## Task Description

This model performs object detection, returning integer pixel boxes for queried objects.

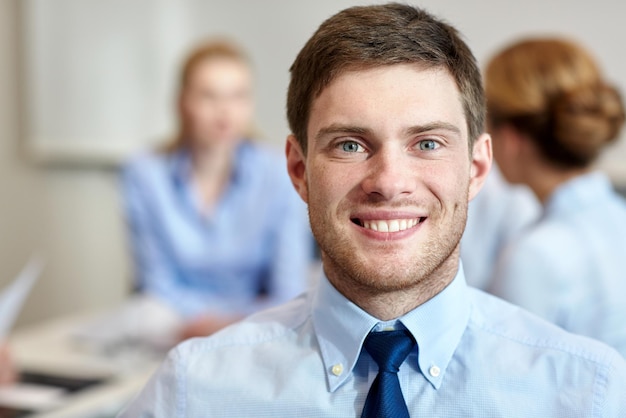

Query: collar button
[331,363,344,376]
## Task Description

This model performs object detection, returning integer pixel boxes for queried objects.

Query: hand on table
[0,343,17,385]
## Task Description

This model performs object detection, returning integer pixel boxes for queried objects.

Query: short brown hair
[486,38,625,168]
[287,3,485,153]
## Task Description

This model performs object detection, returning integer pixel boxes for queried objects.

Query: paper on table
[0,383,65,411]
[0,256,44,338]
[71,294,183,362]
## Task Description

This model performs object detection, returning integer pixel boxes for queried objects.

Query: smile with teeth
[354,217,425,232]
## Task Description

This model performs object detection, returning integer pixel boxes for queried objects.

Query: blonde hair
[164,39,251,153]
[486,38,625,168]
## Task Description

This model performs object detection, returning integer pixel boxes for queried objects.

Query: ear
[285,134,309,203]
[468,133,493,201]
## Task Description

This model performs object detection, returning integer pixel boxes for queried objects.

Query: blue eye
[341,141,364,153]
[419,140,438,151]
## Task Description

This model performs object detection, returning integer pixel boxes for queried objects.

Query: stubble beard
[309,197,468,301]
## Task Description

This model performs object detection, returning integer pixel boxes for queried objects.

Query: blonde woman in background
[486,38,626,356]
[122,40,313,340]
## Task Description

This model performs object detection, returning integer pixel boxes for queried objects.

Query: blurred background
[2,0,626,330]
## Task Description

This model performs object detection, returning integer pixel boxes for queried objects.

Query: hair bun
[552,83,625,160]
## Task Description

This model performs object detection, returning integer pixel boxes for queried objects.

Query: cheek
[307,174,338,208]
[307,164,355,207]
[186,101,217,124]
[228,98,252,118]
[236,105,254,127]
[425,162,470,205]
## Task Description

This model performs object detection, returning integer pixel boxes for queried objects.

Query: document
[0,256,44,338]
[71,294,183,365]
[0,382,65,412]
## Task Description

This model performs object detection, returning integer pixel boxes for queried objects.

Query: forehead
[308,64,466,139]
[186,57,251,86]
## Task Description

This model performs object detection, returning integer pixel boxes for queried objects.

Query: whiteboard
[20,0,626,182]
[21,0,192,164]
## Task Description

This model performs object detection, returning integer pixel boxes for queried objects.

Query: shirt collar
[311,264,470,392]
[168,142,251,187]
[169,148,193,187]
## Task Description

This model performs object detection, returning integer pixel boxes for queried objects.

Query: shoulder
[517,218,579,252]
[600,190,626,219]
[468,289,624,366]
[238,143,303,211]
[239,141,284,167]
[461,290,626,414]
[122,149,171,183]
[238,142,290,182]
[499,218,586,279]
[167,294,321,395]
[174,293,312,363]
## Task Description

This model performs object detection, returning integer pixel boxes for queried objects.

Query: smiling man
[292,64,481,320]
[120,4,626,417]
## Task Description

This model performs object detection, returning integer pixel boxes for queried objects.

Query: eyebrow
[314,121,462,140]
[315,124,370,140]
[405,122,462,137]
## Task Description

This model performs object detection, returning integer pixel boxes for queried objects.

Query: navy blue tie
[361,329,416,418]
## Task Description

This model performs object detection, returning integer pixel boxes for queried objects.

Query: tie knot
[364,329,416,373]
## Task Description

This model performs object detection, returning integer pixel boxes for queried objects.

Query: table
[7,306,171,418]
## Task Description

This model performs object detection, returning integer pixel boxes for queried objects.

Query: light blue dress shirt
[462,164,540,290]
[121,142,314,317]
[119,264,626,417]
[489,172,626,357]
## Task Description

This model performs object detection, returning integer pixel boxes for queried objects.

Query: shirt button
[331,363,343,376]
[429,365,440,377]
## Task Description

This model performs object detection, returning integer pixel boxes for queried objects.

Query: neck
[525,161,589,204]
[191,143,237,179]
[324,249,460,321]
[189,143,238,210]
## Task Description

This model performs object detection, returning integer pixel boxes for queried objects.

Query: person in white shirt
[118,5,626,417]
[486,37,626,356]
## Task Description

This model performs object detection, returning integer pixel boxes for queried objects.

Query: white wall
[0,0,45,315]
[3,0,626,328]
[20,0,626,178]
[1,0,130,328]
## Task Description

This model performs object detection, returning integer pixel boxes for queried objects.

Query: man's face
[287,64,490,294]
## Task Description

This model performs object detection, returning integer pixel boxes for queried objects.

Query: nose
[360,147,416,200]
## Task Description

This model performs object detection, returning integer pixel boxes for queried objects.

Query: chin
[367,261,430,287]
[324,249,426,291]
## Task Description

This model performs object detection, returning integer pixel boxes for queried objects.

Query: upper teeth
[362,218,420,232]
